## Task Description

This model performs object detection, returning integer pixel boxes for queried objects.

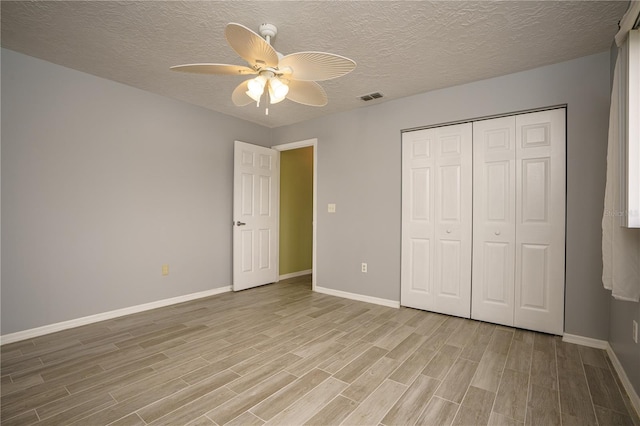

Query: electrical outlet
[361,263,367,273]
[328,203,336,213]
[162,264,169,276]
[633,320,638,344]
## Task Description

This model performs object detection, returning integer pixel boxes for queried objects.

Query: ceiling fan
[170,23,356,114]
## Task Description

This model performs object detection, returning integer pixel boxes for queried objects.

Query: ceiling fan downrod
[252,23,281,115]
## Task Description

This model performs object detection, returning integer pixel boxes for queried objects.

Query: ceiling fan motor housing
[259,23,277,41]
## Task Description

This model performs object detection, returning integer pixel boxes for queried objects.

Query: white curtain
[602,56,640,302]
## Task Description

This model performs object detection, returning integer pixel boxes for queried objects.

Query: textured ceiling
[1,1,629,128]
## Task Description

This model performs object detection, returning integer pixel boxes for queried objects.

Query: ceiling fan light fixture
[268,77,289,104]
[246,75,267,102]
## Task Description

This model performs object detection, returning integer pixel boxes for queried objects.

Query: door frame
[272,138,318,291]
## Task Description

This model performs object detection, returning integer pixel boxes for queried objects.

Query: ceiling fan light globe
[268,91,286,104]
[268,78,289,104]
[245,89,262,103]
[247,75,267,99]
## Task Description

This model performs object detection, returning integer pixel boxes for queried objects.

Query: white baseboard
[562,333,609,349]
[315,286,400,309]
[563,334,640,417]
[0,286,232,345]
[279,269,312,280]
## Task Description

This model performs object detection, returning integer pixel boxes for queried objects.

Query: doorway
[273,139,318,290]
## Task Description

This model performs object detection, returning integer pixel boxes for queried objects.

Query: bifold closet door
[401,123,472,318]
[471,117,517,327]
[472,109,566,335]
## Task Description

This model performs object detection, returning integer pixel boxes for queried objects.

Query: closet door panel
[438,240,461,294]
[515,109,565,335]
[482,242,510,300]
[472,117,516,326]
[402,123,472,318]
[439,165,462,220]
[409,238,431,293]
[522,158,551,224]
[520,243,550,309]
[433,124,473,318]
[402,129,437,309]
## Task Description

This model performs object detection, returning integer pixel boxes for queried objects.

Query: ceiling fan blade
[278,52,356,81]
[285,80,328,107]
[170,63,257,76]
[225,23,279,69]
[232,80,254,106]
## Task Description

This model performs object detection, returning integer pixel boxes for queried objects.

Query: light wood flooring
[2,275,639,426]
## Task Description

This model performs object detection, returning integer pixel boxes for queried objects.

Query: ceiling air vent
[359,92,383,101]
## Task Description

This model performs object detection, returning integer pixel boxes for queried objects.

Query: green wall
[279,147,313,275]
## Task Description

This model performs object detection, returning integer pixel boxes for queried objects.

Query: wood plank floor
[2,275,639,426]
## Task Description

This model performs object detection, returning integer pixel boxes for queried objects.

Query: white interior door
[472,117,517,327]
[233,141,279,291]
[514,109,566,335]
[401,123,472,318]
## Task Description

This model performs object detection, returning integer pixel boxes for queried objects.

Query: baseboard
[279,269,312,280]
[563,334,640,417]
[315,286,400,309]
[562,333,609,349]
[0,286,232,345]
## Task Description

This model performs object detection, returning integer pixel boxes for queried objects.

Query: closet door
[514,109,566,335]
[401,123,472,318]
[472,117,517,327]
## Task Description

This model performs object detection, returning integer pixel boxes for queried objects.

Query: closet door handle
[236,221,246,226]
[495,230,501,235]
[446,229,452,234]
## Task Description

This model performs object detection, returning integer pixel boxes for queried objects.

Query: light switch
[162,264,169,276]
[328,203,336,213]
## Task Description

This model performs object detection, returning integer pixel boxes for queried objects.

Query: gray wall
[1,49,271,334]
[273,51,613,341]
[609,300,640,395]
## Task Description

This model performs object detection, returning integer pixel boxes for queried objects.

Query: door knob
[236,221,246,226]
[495,230,501,235]
[446,229,452,234]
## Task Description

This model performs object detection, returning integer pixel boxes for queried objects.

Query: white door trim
[272,139,318,291]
